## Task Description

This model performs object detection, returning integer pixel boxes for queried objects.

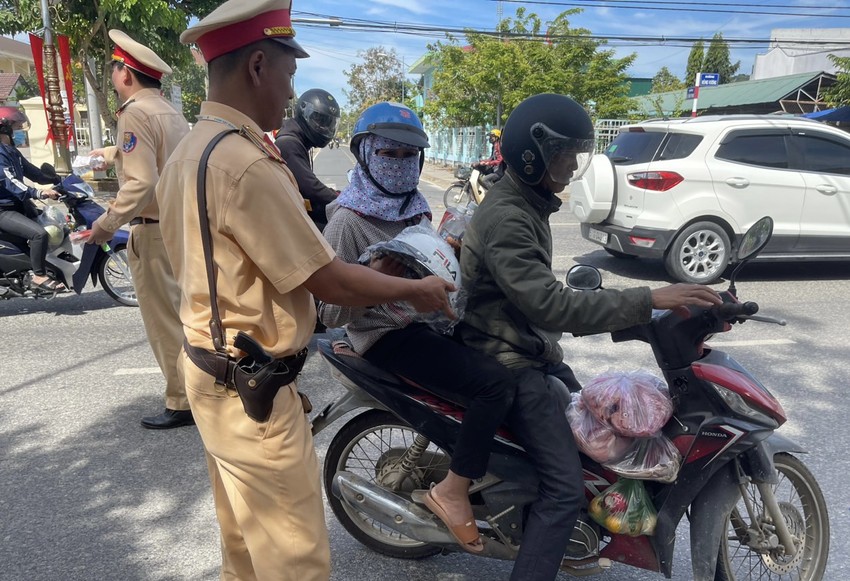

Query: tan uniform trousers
[179,350,331,581]
[127,223,188,410]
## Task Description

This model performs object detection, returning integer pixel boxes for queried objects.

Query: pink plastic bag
[582,370,673,437]
[566,393,633,464]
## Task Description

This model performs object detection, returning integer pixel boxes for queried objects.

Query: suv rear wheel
[664,221,730,284]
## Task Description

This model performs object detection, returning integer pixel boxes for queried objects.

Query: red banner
[28,33,51,142]
[57,34,76,148]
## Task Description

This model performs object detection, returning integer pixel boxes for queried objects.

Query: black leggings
[365,324,517,480]
[0,209,48,275]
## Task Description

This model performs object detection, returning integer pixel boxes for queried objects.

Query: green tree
[703,33,740,84]
[823,55,850,106]
[162,60,207,123]
[645,66,686,118]
[0,0,220,132]
[684,40,705,86]
[422,7,635,127]
[343,47,416,117]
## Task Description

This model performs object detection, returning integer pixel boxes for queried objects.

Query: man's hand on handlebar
[39,189,60,200]
[650,284,723,310]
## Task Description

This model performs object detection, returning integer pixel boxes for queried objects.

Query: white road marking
[114,367,162,376]
[706,339,796,347]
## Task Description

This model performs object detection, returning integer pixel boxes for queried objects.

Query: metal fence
[425,125,492,167]
[594,118,630,153]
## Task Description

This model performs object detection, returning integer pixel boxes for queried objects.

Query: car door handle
[815,184,838,195]
[725,177,750,188]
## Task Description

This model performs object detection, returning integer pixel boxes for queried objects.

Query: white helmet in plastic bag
[37,206,68,250]
[362,221,464,331]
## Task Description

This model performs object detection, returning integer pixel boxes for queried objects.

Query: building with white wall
[753,29,850,80]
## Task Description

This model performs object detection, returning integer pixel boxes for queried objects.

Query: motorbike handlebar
[714,301,759,320]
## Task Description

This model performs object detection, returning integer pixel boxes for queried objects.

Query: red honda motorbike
[312,216,829,580]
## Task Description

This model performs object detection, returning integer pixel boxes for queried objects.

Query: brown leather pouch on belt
[232,349,308,422]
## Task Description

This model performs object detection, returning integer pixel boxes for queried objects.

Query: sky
[288,0,850,108]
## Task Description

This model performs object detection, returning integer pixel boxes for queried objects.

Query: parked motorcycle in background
[312,216,829,580]
[0,163,136,306]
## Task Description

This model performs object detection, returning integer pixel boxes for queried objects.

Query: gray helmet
[501,93,595,188]
[295,88,341,148]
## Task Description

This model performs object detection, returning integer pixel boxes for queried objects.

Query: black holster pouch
[184,332,309,422]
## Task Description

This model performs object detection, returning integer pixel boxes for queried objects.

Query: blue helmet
[350,102,429,156]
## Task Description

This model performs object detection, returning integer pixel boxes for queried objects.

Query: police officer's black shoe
[141,409,195,430]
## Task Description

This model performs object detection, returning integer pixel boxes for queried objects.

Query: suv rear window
[657,133,703,161]
[715,134,789,168]
[605,131,664,164]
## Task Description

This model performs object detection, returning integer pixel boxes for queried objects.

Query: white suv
[570,115,850,283]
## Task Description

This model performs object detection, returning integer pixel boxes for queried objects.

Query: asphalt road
[1,146,848,580]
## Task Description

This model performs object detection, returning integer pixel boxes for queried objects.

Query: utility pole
[39,0,72,174]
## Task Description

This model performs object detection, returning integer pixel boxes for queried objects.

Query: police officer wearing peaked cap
[158,1,454,579]
[87,29,193,430]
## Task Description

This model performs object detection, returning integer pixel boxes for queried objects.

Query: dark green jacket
[459,171,653,369]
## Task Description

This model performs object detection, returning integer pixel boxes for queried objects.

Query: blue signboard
[687,87,695,99]
[700,73,720,86]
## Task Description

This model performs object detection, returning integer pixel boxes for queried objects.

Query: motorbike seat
[318,338,473,411]
[0,230,28,254]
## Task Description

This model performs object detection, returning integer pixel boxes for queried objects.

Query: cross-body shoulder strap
[196,129,238,354]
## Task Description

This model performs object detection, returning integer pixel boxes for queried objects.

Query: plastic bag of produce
[582,370,673,437]
[604,434,682,483]
[588,478,658,536]
[566,393,633,464]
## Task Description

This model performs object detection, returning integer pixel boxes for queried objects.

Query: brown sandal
[415,486,484,554]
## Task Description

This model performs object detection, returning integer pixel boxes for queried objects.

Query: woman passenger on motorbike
[0,108,63,292]
[318,102,517,554]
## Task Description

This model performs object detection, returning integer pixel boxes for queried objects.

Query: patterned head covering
[336,135,431,222]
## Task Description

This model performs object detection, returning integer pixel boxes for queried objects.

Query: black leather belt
[183,341,308,389]
[130,217,159,225]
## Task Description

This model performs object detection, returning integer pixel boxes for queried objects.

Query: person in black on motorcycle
[275,88,341,231]
[0,107,64,292]
[474,128,504,190]
[318,102,517,554]
[458,93,723,581]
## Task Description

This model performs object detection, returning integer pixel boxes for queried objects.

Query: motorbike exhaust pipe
[332,471,516,559]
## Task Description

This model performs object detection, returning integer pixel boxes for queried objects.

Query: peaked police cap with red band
[179,0,309,62]
[109,30,172,80]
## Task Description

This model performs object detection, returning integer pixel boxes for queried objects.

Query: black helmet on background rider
[0,106,29,139]
[294,88,341,148]
[501,93,595,192]
[349,102,430,201]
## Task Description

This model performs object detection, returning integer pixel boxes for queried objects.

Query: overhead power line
[492,0,850,19]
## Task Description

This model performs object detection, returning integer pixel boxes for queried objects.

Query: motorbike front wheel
[715,452,830,581]
[98,245,138,307]
[324,410,450,559]
[443,182,471,210]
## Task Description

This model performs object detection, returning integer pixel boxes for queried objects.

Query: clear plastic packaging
[589,478,658,536]
[71,155,105,176]
[581,370,674,437]
[604,435,682,483]
[437,201,477,249]
[566,393,633,464]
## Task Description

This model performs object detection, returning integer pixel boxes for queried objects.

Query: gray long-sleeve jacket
[459,170,653,369]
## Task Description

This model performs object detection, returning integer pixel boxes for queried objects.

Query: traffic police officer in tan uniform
[157,0,455,578]
[88,30,193,430]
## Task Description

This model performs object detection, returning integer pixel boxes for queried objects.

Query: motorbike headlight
[709,382,778,427]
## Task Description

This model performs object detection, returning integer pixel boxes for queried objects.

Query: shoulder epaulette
[239,125,284,163]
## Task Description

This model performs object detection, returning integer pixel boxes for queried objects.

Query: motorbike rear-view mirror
[737,216,773,261]
[566,264,603,291]
[40,162,58,180]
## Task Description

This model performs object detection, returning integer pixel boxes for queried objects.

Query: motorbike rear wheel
[715,452,830,581]
[324,410,448,559]
[98,244,138,307]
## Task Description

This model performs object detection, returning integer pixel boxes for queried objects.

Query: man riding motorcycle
[0,107,63,292]
[474,128,504,190]
[458,93,722,581]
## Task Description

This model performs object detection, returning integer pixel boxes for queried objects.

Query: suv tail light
[628,171,684,191]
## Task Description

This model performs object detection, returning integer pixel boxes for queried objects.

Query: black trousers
[0,209,49,275]
[508,363,584,581]
[364,323,517,479]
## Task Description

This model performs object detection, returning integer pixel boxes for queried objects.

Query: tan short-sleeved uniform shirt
[156,101,335,358]
[99,88,190,232]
